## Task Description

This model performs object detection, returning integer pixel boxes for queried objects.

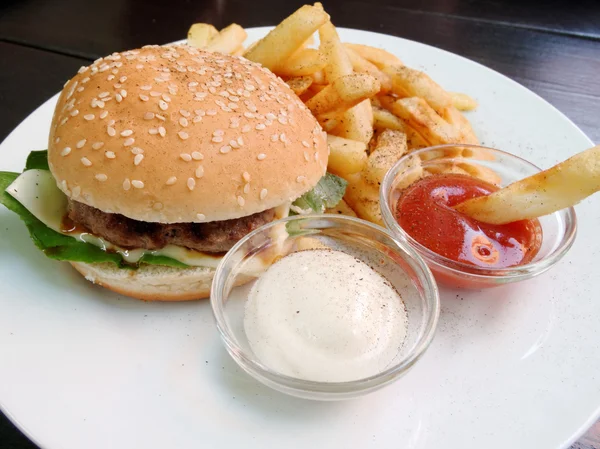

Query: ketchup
[395,174,542,269]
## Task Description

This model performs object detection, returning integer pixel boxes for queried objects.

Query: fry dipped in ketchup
[395,174,542,268]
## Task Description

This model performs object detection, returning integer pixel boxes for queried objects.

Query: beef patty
[67,200,276,253]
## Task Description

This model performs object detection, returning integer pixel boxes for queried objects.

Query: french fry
[325,199,357,217]
[378,95,431,149]
[441,106,479,144]
[455,145,600,224]
[373,106,405,132]
[244,5,329,70]
[388,97,463,145]
[450,92,478,111]
[344,43,403,69]
[345,46,392,93]
[187,23,219,48]
[286,76,314,96]
[363,129,409,186]
[333,100,374,144]
[395,154,424,190]
[423,163,471,177]
[455,161,502,186]
[343,174,383,225]
[319,21,354,83]
[305,73,380,116]
[311,70,327,85]
[319,116,341,133]
[383,65,452,114]
[327,134,368,176]
[277,48,327,77]
[205,24,247,54]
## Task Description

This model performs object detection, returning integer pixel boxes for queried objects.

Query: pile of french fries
[187,4,480,225]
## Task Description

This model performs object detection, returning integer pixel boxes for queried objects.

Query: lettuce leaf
[291,172,347,213]
[0,152,188,269]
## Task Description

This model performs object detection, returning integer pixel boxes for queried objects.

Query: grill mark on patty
[67,200,276,253]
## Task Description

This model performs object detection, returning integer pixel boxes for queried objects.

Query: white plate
[1,27,598,449]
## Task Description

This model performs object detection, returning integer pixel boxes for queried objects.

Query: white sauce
[244,249,408,382]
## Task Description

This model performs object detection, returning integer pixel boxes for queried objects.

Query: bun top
[48,45,328,223]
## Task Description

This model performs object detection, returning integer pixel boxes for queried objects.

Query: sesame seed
[237,137,244,146]
[260,188,268,200]
[123,137,135,147]
[84,114,95,121]
[134,154,144,166]
[242,171,251,182]
[270,134,278,142]
[122,179,131,190]
[120,76,127,83]
[61,147,72,156]
[257,153,266,160]
[107,127,116,137]
[107,74,115,80]
[296,176,306,183]
[206,109,217,116]
[179,117,189,127]
[120,89,128,98]
[242,125,251,133]
[213,129,224,136]
[180,153,192,162]
[144,112,155,120]
[314,152,319,161]
[158,126,166,137]
[70,109,79,117]
[280,133,287,142]
[149,128,158,135]
[156,114,166,121]
[244,112,254,119]
[159,100,168,111]
[220,145,232,154]
[255,123,266,130]
[105,151,116,159]
[302,141,310,148]
[99,92,110,98]
[195,166,204,178]
[108,119,116,126]
[150,91,161,97]
[120,129,133,136]
[196,213,206,220]
[139,94,149,101]
[211,136,223,143]
[162,93,171,102]
[92,142,105,150]
[95,174,108,182]
[178,131,189,140]
[81,157,92,167]
[59,117,68,126]
[192,151,203,160]
[76,139,87,149]
[243,183,250,194]
[132,180,144,189]
[99,110,109,119]
[141,85,152,91]
[116,94,123,103]
[237,196,245,207]
[187,178,196,191]
[131,147,144,155]
[166,176,177,185]
[72,186,81,198]
[180,109,190,118]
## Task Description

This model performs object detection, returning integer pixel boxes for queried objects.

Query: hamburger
[0,44,347,301]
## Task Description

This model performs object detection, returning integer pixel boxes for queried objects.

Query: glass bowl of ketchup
[380,144,577,289]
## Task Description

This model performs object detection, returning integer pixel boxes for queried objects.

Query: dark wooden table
[0,0,599,447]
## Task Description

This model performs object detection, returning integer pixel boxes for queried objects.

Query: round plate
[0,27,598,449]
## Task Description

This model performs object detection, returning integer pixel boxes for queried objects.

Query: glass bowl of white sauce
[210,214,439,400]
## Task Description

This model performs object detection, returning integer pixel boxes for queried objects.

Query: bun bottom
[70,262,216,301]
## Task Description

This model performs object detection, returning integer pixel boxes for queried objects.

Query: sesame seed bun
[48,45,328,223]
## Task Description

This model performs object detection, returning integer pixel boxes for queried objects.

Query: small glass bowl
[380,144,577,289]
[210,214,439,400]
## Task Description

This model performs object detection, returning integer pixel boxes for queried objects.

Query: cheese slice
[6,170,289,268]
